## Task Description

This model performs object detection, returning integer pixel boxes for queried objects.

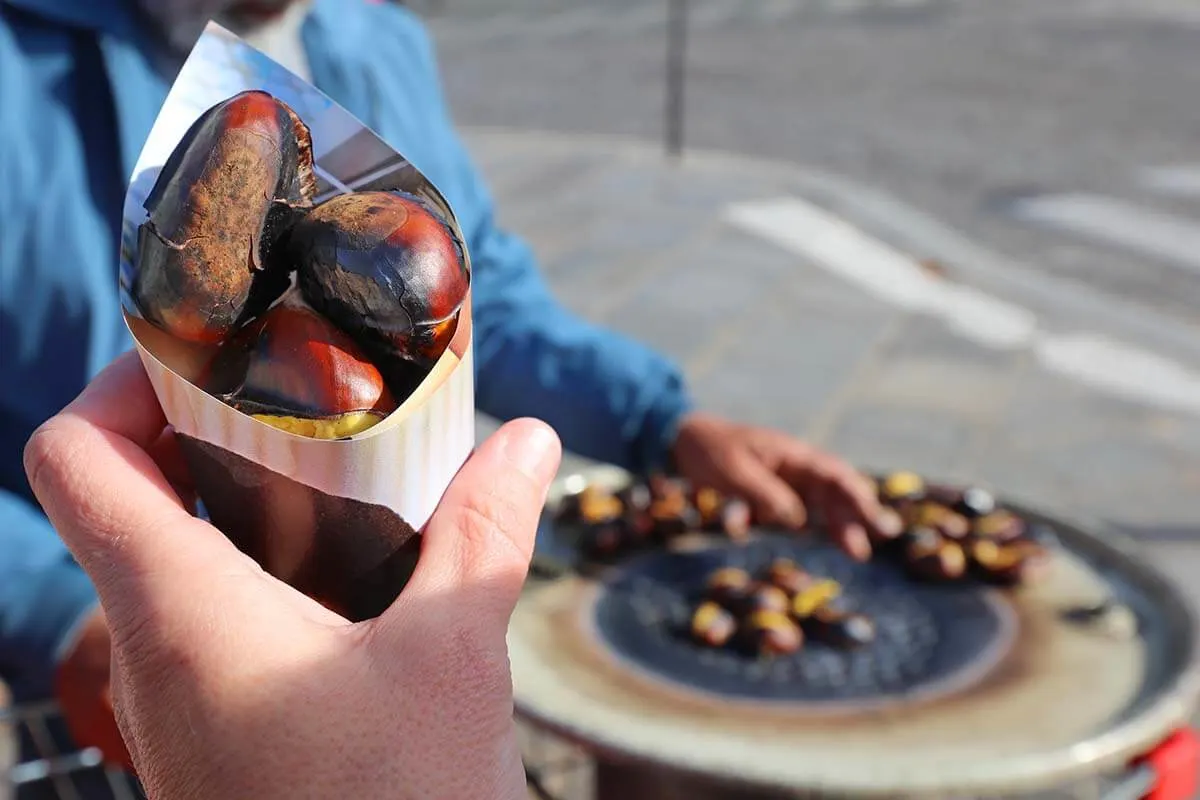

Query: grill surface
[593,535,1017,706]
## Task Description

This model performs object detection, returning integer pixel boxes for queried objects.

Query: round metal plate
[512,465,1200,797]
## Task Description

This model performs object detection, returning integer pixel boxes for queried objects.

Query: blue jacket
[0,0,693,703]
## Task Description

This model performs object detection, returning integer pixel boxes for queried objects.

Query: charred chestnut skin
[291,191,469,369]
[203,300,396,439]
[134,91,317,344]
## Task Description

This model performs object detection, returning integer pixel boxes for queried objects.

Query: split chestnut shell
[202,299,397,439]
[290,191,470,368]
[132,90,317,344]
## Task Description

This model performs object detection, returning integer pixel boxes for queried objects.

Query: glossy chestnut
[741,610,804,657]
[880,470,925,504]
[706,567,753,607]
[648,495,700,537]
[581,520,627,558]
[970,539,1051,585]
[576,486,624,525]
[904,527,967,582]
[790,579,842,619]
[735,582,790,616]
[134,91,316,344]
[805,608,876,649]
[972,510,1026,542]
[691,602,738,648]
[202,299,396,439]
[291,191,469,369]
[904,502,969,540]
[955,487,997,519]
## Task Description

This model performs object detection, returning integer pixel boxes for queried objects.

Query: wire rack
[1,702,143,800]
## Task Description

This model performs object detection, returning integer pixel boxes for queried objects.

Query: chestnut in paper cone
[291,191,469,369]
[132,90,317,344]
[202,297,397,439]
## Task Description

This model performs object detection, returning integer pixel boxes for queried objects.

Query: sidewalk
[463,127,1200,799]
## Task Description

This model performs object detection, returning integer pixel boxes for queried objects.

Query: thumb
[23,352,262,651]
[379,418,561,643]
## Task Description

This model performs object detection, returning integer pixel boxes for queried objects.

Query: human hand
[24,352,562,800]
[670,412,900,560]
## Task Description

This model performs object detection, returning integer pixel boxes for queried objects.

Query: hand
[24,352,562,800]
[670,412,900,560]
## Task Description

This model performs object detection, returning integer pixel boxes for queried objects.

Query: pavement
[461,125,1200,797]
[427,0,1200,334]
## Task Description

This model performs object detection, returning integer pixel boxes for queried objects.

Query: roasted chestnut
[694,489,752,539]
[648,475,691,504]
[805,608,876,649]
[617,483,653,514]
[741,611,804,657]
[904,527,967,582]
[202,298,396,439]
[970,539,1050,585]
[648,495,700,537]
[706,567,753,607]
[972,510,1026,542]
[691,602,737,648]
[790,579,842,619]
[880,470,925,504]
[904,502,969,540]
[134,91,316,344]
[580,520,627,558]
[737,582,791,616]
[290,191,469,370]
[955,487,997,519]
[575,486,624,525]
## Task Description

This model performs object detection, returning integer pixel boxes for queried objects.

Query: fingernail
[502,422,561,483]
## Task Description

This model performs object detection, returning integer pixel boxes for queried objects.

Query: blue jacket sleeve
[356,9,696,473]
[0,493,99,703]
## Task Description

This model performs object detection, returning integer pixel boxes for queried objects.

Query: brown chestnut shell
[290,191,469,369]
[202,299,396,439]
[133,91,317,344]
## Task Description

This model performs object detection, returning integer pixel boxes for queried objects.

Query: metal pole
[664,0,689,159]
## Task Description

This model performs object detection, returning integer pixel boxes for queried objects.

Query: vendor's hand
[24,352,561,800]
[671,412,900,560]
[54,607,132,771]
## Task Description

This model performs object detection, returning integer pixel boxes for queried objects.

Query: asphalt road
[419,0,1200,340]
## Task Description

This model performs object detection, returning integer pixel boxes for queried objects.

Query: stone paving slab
[464,127,1200,796]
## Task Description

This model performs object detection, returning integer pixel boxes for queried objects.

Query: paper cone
[117,24,474,621]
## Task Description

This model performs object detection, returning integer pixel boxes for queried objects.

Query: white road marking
[1007,192,1200,275]
[726,196,1200,416]
[1138,165,1200,199]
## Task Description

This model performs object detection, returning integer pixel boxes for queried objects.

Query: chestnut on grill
[955,487,997,519]
[691,602,738,648]
[290,191,469,370]
[694,489,752,540]
[706,567,752,607]
[736,582,791,616]
[790,579,843,619]
[972,510,1026,542]
[580,520,628,558]
[134,91,316,344]
[648,495,700,537]
[805,608,876,649]
[740,611,804,657]
[904,527,967,582]
[970,539,1051,585]
[201,298,396,439]
[575,486,624,525]
[880,470,925,504]
[617,483,653,514]
[904,502,969,540]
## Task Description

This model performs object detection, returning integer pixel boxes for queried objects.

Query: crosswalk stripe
[1138,165,1200,199]
[1006,192,1200,276]
[725,196,1200,416]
